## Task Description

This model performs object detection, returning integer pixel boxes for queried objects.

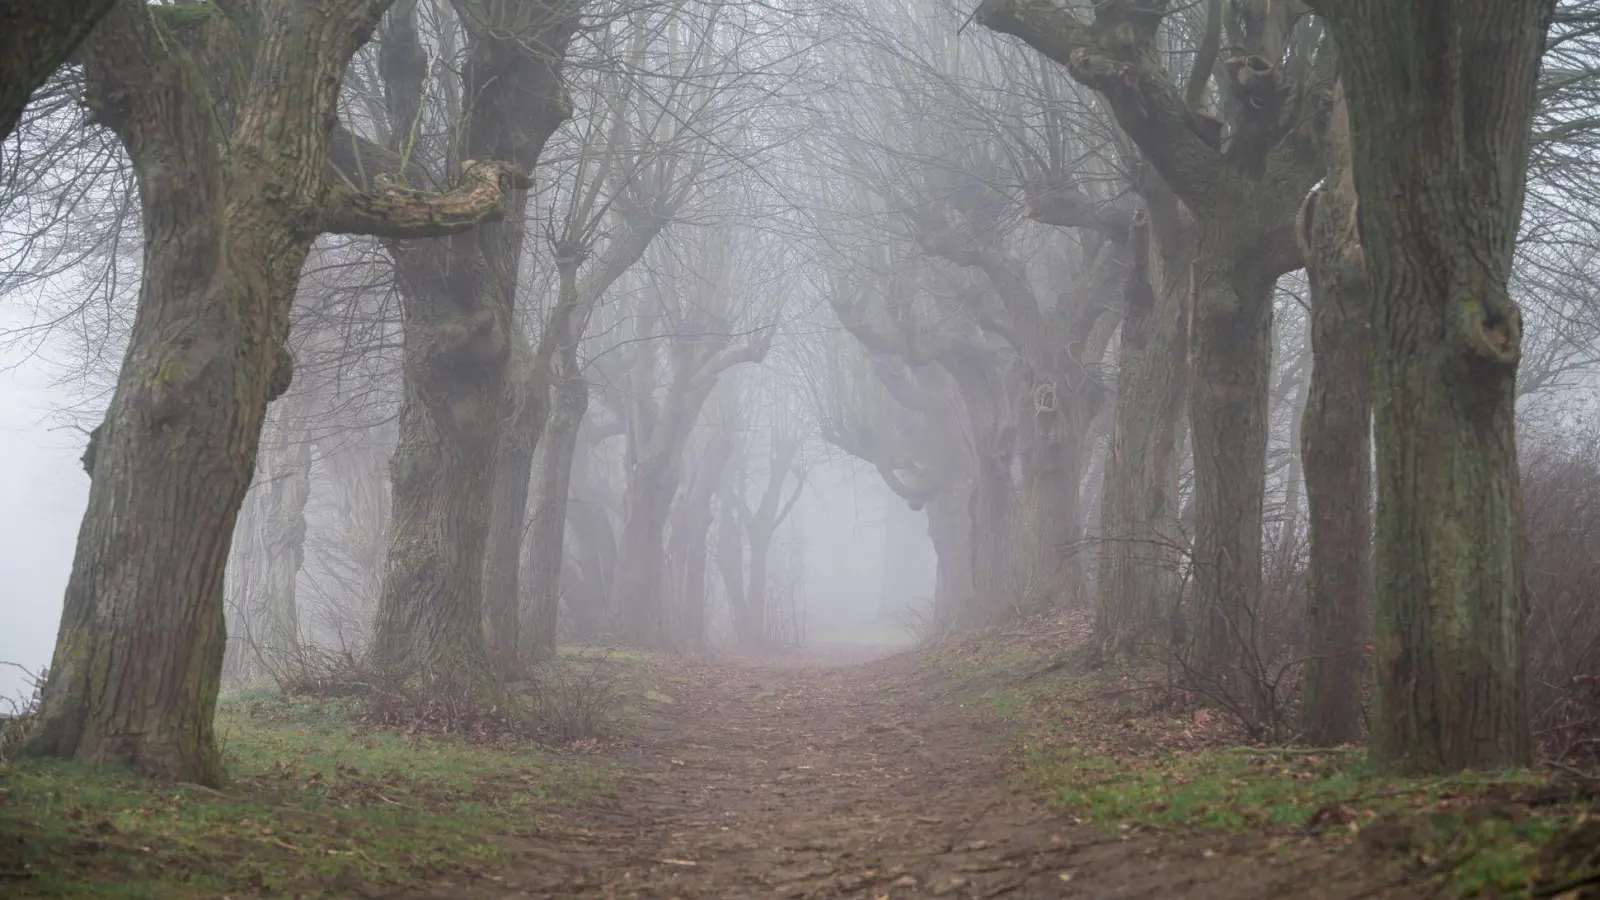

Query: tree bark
[1187,236,1277,714]
[0,0,117,148]
[975,0,1333,713]
[1296,79,1371,747]
[1095,194,1193,661]
[480,337,547,677]
[371,0,583,691]
[1310,0,1546,771]
[28,0,518,785]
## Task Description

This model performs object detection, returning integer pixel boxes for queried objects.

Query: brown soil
[395,646,1398,900]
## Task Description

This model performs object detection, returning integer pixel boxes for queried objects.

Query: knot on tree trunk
[1455,292,1523,368]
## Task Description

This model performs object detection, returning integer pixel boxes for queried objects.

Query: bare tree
[976,0,1336,705]
[28,0,523,784]
[1308,0,1548,771]
[609,227,777,648]
[368,0,584,693]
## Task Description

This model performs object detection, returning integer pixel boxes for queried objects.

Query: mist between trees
[0,0,1596,789]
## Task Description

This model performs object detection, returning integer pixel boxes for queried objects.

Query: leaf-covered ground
[2,629,1597,898]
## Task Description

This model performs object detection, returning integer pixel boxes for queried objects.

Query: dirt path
[401,649,1380,899]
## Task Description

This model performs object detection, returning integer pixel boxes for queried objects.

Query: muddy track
[397,650,1385,899]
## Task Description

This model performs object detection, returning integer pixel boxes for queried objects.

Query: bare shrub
[520,650,621,743]
[1522,428,1600,764]
[0,662,44,761]
[263,644,373,700]
[894,595,946,646]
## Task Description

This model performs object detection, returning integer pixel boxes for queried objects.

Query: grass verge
[0,692,615,898]
[1005,664,1599,897]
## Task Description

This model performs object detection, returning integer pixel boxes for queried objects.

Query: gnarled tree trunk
[1311,0,1545,771]
[372,0,583,691]
[29,0,518,784]
[976,0,1333,720]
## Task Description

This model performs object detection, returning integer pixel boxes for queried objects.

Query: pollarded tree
[727,406,807,648]
[976,0,1337,701]
[29,0,525,785]
[368,0,585,692]
[663,396,738,655]
[519,0,750,660]
[609,225,777,648]
[817,334,975,630]
[1306,0,1550,772]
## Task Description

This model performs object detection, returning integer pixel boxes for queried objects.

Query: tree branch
[319,160,531,238]
[973,0,1229,208]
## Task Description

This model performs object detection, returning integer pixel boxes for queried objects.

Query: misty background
[0,316,929,699]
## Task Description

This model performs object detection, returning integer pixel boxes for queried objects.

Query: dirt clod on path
[398,648,1386,899]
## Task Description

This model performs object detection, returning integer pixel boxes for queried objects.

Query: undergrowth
[0,692,616,898]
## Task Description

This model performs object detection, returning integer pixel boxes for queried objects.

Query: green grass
[0,694,615,898]
[1018,736,1595,895]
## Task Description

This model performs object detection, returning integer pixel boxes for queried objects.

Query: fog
[0,313,88,700]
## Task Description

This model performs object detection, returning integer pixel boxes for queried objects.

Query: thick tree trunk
[371,313,509,689]
[972,0,1329,718]
[1314,0,1546,771]
[372,0,581,691]
[1017,418,1089,611]
[1095,201,1192,661]
[1188,227,1276,718]
[1297,80,1371,747]
[524,350,588,657]
[26,0,504,784]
